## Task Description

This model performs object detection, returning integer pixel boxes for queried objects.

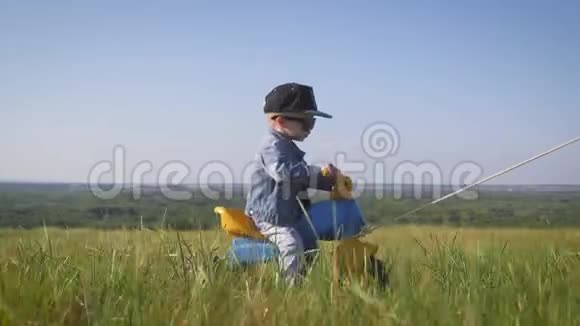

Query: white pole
[358,135,580,235]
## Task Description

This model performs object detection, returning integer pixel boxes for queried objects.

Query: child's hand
[321,164,353,199]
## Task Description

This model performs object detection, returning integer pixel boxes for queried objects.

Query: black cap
[263,82,332,118]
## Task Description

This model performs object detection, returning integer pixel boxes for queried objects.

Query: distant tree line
[0,184,579,229]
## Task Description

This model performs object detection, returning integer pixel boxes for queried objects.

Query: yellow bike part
[214,206,265,240]
[321,166,353,200]
[334,238,378,276]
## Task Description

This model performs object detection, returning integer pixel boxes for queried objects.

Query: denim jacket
[244,128,334,226]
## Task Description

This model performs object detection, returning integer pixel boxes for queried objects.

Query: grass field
[1,227,580,325]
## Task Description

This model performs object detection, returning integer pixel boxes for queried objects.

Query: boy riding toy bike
[214,82,388,288]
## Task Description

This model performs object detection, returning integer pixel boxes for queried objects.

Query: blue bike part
[295,199,367,249]
[226,237,279,265]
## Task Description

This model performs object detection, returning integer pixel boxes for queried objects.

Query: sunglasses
[272,115,316,131]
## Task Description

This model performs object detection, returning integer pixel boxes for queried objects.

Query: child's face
[272,116,315,141]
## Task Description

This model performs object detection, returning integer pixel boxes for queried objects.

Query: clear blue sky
[1,1,579,185]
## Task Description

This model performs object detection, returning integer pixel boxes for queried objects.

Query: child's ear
[274,116,285,127]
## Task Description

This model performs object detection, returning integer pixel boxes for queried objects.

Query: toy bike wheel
[366,256,389,290]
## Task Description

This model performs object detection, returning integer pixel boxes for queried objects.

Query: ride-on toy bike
[213,168,389,289]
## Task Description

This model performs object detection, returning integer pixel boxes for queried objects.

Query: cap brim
[303,110,333,118]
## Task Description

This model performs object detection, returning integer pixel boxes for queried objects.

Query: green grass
[1,227,580,325]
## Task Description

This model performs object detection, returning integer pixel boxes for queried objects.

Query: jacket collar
[268,127,305,159]
[269,127,289,141]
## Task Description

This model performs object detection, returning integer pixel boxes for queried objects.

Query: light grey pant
[254,220,306,285]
